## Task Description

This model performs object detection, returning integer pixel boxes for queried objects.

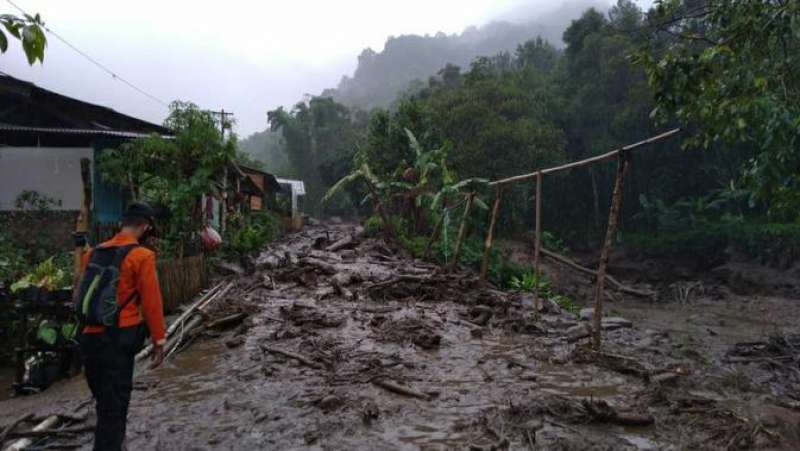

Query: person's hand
[150,344,165,369]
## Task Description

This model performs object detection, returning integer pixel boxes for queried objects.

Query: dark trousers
[80,326,144,451]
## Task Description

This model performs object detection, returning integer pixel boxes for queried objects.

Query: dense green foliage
[98,101,237,256]
[259,0,797,266]
[639,0,800,220]
[267,98,367,215]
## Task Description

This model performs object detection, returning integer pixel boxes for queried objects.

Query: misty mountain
[321,0,605,110]
[240,0,605,171]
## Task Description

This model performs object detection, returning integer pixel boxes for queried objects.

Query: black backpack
[74,244,139,328]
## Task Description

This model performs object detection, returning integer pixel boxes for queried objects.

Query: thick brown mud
[2,223,799,450]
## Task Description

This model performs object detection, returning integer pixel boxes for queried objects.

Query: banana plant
[322,162,395,240]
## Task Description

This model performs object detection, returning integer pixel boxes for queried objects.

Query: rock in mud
[225,336,245,348]
[317,394,344,412]
[566,323,592,342]
[579,308,594,321]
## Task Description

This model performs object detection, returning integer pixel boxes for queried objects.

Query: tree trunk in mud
[593,153,630,349]
[480,187,503,281]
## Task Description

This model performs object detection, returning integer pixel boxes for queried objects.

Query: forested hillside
[322,1,605,110]
[254,0,798,264]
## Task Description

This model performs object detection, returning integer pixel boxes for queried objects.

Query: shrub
[224,211,282,258]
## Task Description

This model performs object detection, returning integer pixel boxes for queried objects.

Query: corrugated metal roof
[0,124,171,139]
[276,178,306,196]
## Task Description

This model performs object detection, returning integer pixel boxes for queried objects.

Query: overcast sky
[1,0,626,136]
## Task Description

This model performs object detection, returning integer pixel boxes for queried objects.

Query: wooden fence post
[533,172,542,318]
[451,192,475,270]
[592,152,631,349]
[480,187,502,281]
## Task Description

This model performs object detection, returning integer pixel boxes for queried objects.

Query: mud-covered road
[2,223,799,450]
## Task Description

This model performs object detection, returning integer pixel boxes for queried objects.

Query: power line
[5,0,170,108]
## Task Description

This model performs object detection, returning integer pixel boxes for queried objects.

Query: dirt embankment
[1,223,799,450]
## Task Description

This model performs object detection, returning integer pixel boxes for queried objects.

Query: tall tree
[639,0,800,218]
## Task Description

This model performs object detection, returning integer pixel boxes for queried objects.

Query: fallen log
[5,425,94,439]
[204,312,247,331]
[325,235,355,253]
[540,248,655,298]
[0,414,33,447]
[261,346,323,370]
[372,379,431,401]
[5,415,59,451]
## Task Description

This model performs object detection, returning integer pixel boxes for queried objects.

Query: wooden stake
[451,192,475,270]
[533,172,542,318]
[592,152,631,349]
[480,187,502,281]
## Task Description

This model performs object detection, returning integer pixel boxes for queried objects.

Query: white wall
[0,147,93,210]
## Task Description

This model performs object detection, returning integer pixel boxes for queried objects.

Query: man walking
[76,203,166,451]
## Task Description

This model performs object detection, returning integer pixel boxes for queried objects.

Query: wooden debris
[540,248,655,298]
[580,399,654,426]
[0,413,34,447]
[372,379,431,400]
[326,234,356,253]
[261,346,323,370]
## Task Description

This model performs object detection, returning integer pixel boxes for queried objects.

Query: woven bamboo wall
[157,255,208,313]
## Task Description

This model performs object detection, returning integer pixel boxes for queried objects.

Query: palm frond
[321,169,363,204]
[404,128,423,159]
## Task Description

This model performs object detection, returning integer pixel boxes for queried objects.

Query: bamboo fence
[444,128,680,349]
[157,254,209,313]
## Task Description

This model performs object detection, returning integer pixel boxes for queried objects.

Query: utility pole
[208,109,234,234]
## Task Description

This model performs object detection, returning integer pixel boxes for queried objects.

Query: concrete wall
[0,146,93,211]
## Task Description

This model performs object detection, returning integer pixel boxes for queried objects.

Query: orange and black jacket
[81,232,167,346]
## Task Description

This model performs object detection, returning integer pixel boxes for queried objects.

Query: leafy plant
[0,12,46,64]
[10,256,70,292]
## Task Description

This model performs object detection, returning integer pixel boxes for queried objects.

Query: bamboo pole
[451,192,475,270]
[135,281,228,361]
[489,128,679,186]
[480,187,502,281]
[533,172,542,318]
[592,152,631,349]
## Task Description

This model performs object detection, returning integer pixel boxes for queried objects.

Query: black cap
[122,202,156,223]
